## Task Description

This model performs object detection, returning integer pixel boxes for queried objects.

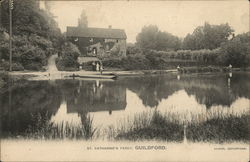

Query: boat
[68,73,117,79]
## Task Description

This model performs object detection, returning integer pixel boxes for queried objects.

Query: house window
[90,38,93,42]
[116,39,119,43]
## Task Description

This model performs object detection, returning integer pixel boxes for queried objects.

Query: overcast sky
[46,0,249,43]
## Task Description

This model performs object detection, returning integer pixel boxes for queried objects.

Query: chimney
[108,25,112,29]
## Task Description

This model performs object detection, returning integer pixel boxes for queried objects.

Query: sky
[44,0,249,43]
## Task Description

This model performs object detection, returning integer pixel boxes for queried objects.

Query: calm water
[1,72,249,140]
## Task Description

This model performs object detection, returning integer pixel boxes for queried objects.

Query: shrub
[102,54,151,70]
[56,42,80,71]
[1,61,25,71]
[24,62,43,71]
[219,37,250,67]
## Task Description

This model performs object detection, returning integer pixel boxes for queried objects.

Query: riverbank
[5,69,177,81]
[1,66,249,82]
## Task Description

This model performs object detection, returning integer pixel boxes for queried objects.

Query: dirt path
[47,55,58,73]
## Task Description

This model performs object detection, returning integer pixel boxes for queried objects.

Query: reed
[26,112,98,140]
[114,110,184,141]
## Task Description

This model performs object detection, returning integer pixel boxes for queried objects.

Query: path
[47,55,58,73]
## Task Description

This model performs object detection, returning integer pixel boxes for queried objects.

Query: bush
[102,54,151,70]
[1,61,25,71]
[219,36,250,67]
[24,62,43,71]
[0,34,54,71]
[56,42,80,71]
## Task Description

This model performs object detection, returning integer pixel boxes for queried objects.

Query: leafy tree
[156,31,181,51]
[136,25,181,51]
[56,42,80,71]
[0,0,64,71]
[183,22,234,50]
[136,25,159,50]
[78,9,88,28]
[126,43,142,55]
[219,32,250,67]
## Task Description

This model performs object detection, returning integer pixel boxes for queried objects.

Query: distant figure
[92,61,96,71]
[177,75,180,80]
[100,62,104,75]
[96,62,100,71]
[177,65,180,71]
[228,64,232,72]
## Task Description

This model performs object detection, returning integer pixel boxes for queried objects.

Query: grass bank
[111,110,249,142]
[114,111,184,141]
[187,114,250,143]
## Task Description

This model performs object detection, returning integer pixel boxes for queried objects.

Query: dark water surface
[1,72,249,141]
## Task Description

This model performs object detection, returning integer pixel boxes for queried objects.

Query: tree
[136,25,159,50]
[136,25,181,51]
[156,31,181,51]
[78,10,88,28]
[183,22,234,50]
[0,0,63,71]
[219,32,250,67]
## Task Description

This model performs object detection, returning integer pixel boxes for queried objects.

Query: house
[66,26,127,58]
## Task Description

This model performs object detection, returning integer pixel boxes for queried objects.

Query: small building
[66,26,127,58]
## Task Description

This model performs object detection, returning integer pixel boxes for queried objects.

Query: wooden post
[9,0,13,71]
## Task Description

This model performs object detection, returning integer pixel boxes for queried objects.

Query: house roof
[66,26,127,39]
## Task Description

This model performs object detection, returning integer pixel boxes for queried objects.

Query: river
[1,72,249,142]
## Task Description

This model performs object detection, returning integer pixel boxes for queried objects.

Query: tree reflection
[122,73,250,108]
[0,81,62,138]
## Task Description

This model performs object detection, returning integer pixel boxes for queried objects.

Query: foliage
[56,42,80,71]
[102,48,222,70]
[102,54,151,70]
[0,0,63,71]
[1,0,62,41]
[136,25,181,51]
[1,61,24,71]
[115,111,184,141]
[218,32,250,67]
[187,114,250,142]
[126,43,143,55]
[182,22,234,50]
[0,35,52,70]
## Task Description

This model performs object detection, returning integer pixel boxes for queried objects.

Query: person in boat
[92,61,96,71]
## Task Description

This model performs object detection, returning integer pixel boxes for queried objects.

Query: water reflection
[0,72,249,140]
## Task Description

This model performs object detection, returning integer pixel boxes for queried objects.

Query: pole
[9,0,12,71]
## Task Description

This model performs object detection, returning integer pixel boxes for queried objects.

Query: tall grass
[21,108,250,142]
[114,110,184,141]
[108,109,249,142]
[187,114,250,143]
[26,112,98,140]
